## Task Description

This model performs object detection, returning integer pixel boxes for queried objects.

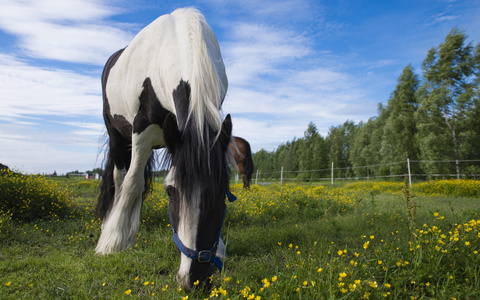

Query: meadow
[1,169,479,299]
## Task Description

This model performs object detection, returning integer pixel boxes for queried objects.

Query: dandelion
[144,281,149,286]
[303,281,308,286]
[317,268,323,273]
[125,289,132,295]
[338,250,343,255]
[363,241,370,249]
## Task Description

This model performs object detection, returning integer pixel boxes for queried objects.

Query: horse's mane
[171,8,227,144]
[169,115,230,212]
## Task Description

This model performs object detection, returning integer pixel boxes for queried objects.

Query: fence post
[280,166,284,184]
[331,162,334,185]
[255,169,259,185]
[407,158,412,187]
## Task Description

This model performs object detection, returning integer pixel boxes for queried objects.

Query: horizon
[1,0,479,174]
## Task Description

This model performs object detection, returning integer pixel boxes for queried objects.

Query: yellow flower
[434,212,439,217]
[224,277,231,282]
[134,276,138,281]
[338,250,343,255]
[143,281,149,286]
[6,281,11,287]
[303,281,308,286]
[354,279,361,285]
[289,243,293,248]
[317,268,323,273]
[465,241,471,246]
[370,235,374,240]
[384,283,391,288]
[125,289,132,295]
[193,280,200,286]
[271,276,277,282]
[363,241,370,249]
[378,260,383,265]
[181,296,189,300]
[340,288,348,293]
[278,242,282,246]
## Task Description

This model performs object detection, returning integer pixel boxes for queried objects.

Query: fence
[250,159,480,186]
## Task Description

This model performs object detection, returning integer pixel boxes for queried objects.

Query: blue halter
[170,190,236,272]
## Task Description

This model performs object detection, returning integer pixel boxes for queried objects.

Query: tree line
[252,28,480,181]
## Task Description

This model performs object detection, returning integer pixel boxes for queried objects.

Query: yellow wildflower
[125,289,132,295]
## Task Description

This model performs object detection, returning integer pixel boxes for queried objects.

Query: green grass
[1,176,479,299]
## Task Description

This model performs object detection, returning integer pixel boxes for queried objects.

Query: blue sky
[1,0,479,174]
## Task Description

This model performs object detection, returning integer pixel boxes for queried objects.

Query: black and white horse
[95,8,233,291]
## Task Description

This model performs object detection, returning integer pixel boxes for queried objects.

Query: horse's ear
[163,113,181,152]
[219,114,232,152]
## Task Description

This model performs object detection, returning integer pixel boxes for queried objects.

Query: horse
[94,8,233,292]
[230,136,254,188]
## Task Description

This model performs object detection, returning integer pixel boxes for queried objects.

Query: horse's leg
[96,125,162,254]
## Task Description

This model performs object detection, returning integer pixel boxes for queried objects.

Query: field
[1,171,480,299]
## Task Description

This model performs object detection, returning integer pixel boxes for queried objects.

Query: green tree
[327,120,357,178]
[417,28,478,178]
[381,65,420,175]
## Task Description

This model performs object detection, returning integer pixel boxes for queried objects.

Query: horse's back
[104,7,227,127]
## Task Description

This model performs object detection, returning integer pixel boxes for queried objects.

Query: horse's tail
[96,146,116,220]
[96,147,155,221]
[243,140,254,184]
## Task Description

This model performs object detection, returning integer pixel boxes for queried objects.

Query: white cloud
[0,0,133,65]
[0,54,102,119]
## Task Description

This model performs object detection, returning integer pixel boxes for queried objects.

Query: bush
[413,179,480,197]
[0,169,75,222]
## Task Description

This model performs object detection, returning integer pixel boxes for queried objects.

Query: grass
[1,173,479,299]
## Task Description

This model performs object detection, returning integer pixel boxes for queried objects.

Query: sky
[0,0,479,175]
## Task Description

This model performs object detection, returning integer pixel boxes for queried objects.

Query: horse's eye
[166,186,174,198]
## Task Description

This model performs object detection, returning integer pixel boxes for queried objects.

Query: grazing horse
[230,136,254,188]
[95,8,232,291]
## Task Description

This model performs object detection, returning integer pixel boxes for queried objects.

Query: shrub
[0,169,75,222]
[413,179,480,197]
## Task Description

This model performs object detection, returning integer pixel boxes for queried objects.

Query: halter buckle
[198,250,212,263]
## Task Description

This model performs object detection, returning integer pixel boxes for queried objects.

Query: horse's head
[163,113,232,292]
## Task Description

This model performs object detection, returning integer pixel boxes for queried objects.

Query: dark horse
[95,8,232,291]
[229,136,254,188]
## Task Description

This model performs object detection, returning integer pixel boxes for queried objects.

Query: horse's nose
[177,271,193,293]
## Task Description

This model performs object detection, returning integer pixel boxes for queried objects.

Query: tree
[381,65,420,175]
[327,120,357,178]
[417,28,478,178]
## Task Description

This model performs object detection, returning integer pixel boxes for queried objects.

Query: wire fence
[249,159,480,185]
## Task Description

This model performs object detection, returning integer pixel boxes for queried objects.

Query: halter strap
[170,189,236,272]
